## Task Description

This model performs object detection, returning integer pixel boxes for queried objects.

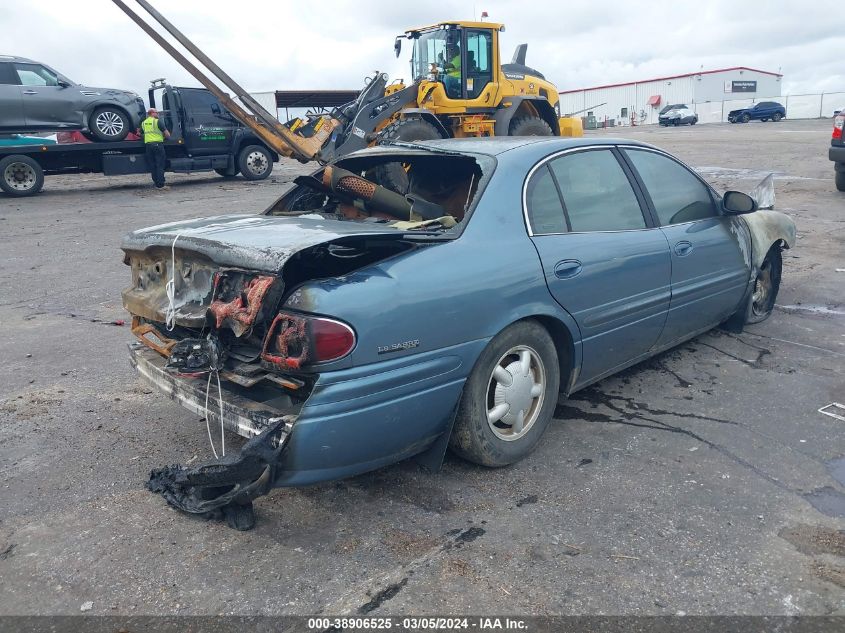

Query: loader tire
[372,118,442,194]
[508,116,553,136]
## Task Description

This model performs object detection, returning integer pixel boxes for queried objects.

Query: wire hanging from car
[203,360,225,459]
[165,233,183,331]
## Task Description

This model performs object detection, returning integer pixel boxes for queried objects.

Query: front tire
[237,145,272,180]
[449,321,560,467]
[89,106,130,142]
[741,113,751,123]
[0,155,44,197]
[745,247,782,324]
[509,116,553,136]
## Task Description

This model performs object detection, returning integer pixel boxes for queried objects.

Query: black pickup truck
[0,81,279,196]
[832,112,845,192]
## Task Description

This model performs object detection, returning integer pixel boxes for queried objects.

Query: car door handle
[554,259,583,279]
[673,240,693,257]
[22,90,38,95]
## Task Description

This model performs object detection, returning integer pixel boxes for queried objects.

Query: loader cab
[405,21,502,106]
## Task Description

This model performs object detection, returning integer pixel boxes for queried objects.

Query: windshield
[411,28,460,81]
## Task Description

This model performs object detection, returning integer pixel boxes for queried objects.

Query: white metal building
[558,66,783,126]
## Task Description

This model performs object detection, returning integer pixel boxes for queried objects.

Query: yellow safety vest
[141,117,164,143]
[447,55,461,78]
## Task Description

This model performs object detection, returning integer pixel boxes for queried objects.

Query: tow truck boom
[112,0,340,163]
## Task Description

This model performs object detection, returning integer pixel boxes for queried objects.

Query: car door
[0,62,25,130]
[526,147,672,384]
[180,88,237,156]
[13,62,80,129]
[622,148,749,347]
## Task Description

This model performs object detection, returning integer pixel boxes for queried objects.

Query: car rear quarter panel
[274,154,583,483]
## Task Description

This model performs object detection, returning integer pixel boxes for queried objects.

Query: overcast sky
[2,0,842,105]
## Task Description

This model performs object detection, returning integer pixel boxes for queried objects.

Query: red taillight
[261,311,356,369]
[834,115,844,140]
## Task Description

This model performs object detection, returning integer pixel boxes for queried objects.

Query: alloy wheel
[95,111,125,137]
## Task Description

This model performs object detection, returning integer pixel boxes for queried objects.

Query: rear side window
[13,63,59,86]
[526,166,566,234]
[625,149,717,225]
[549,150,646,232]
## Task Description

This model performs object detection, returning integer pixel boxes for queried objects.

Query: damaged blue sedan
[121,137,795,529]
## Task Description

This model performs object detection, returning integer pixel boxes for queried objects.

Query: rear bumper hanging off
[147,418,291,530]
[129,342,298,530]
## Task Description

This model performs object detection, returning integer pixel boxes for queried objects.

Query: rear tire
[0,155,44,197]
[509,116,553,136]
[372,118,443,193]
[772,112,783,122]
[449,320,560,467]
[835,169,845,192]
[237,145,272,180]
[89,106,130,142]
[745,247,782,324]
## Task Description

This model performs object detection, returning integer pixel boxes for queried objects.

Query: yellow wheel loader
[114,1,582,190]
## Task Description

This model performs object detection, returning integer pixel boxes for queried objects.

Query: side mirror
[57,80,70,88]
[394,37,402,58]
[723,191,757,214]
[211,103,221,114]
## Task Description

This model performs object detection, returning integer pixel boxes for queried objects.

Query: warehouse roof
[558,66,783,94]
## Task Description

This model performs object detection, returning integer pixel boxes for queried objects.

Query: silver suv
[0,56,145,142]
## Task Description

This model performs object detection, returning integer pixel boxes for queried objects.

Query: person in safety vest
[443,43,461,99]
[139,108,171,189]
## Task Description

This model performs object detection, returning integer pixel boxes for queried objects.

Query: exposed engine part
[146,418,292,531]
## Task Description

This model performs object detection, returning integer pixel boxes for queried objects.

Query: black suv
[0,56,145,141]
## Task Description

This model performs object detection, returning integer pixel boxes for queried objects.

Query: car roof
[412,136,653,156]
[0,55,37,63]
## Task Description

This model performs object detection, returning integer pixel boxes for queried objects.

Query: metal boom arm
[111,0,339,163]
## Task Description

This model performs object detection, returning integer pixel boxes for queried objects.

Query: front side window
[526,166,566,234]
[411,30,449,80]
[14,63,58,86]
[625,149,717,225]
[549,150,646,232]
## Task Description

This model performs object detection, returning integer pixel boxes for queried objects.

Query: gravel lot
[0,119,843,617]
